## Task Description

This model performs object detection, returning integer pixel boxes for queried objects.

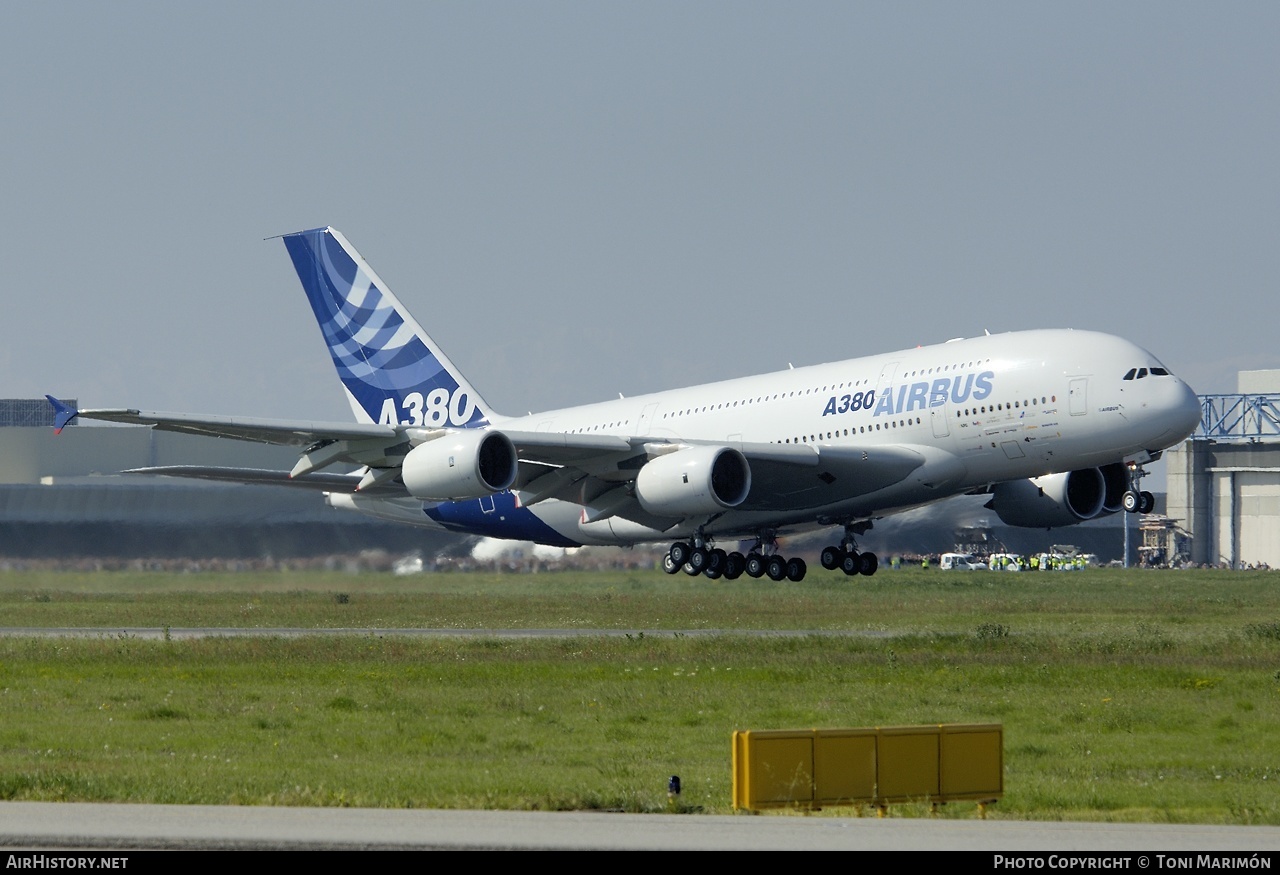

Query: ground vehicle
[988,552,1023,571]
[940,552,987,570]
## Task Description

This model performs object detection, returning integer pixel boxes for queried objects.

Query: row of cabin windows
[563,360,1011,433]
[903,358,992,377]
[569,421,629,433]
[565,392,1053,434]
[658,359,997,420]
[956,396,1055,417]
[662,390,839,418]
[780,417,924,444]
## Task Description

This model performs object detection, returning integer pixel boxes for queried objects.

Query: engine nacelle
[1098,461,1130,514]
[984,468,1108,529]
[400,430,518,500]
[634,445,751,517]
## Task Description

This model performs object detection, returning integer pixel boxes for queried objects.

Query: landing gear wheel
[706,548,727,576]
[786,557,807,582]
[1122,490,1140,513]
[859,552,879,576]
[662,554,680,574]
[1139,491,1155,514]
[724,552,745,580]
[682,562,701,576]
[745,553,766,579]
[765,555,788,581]
[841,551,861,576]
[669,542,690,566]
[820,546,844,571]
[688,548,709,573]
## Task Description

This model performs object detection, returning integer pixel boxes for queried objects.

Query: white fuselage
[336,328,1201,548]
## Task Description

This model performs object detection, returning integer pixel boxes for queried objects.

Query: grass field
[0,565,1277,822]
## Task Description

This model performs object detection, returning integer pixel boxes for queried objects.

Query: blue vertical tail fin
[281,227,496,428]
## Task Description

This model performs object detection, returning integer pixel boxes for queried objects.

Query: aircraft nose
[1171,379,1202,440]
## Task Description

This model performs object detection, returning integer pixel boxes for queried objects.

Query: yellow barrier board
[732,723,1002,812]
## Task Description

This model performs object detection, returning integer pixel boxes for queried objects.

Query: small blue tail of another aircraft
[282,227,494,429]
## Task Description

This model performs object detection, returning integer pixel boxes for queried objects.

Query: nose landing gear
[1122,462,1155,514]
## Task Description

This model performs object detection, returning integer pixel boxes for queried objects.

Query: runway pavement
[2,801,1280,851]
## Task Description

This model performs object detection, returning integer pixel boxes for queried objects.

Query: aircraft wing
[508,432,927,520]
[499,430,636,464]
[50,397,927,517]
[47,396,647,495]
[48,397,396,447]
[737,443,926,511]
[119,466,403,494]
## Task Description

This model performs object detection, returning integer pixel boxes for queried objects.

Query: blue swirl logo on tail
[282,228,490,428]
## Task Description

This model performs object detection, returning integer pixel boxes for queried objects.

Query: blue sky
[9,2,1279,429]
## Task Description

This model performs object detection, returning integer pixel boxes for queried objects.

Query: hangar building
[1165,370,1280,568]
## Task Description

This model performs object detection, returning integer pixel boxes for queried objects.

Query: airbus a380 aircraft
[48,227,1202,582]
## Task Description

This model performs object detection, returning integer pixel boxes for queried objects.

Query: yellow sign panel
[732,723,1002,812]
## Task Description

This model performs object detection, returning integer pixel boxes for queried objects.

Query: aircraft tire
[688,548,709,572]
[662,554,680,574]
[820,546,843,570]
[1139,491,1155,514]
[669,542,690,566]
[723,552,745,580]
[841,551,861,576]
[1122,490,1140,513]
[682,562,701,576]
[765,555,788,582]
[707,548,727,575]
[786,557,807,582]
[745,554,766,579]
[859,552,878,576]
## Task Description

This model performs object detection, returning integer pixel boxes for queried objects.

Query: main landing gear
[818,527,879,577]
[1121,462,1156,515]
[663,536,807,582]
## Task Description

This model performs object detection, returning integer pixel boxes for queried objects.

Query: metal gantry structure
[1194,394,1280,441]
[1180,391,1280,570]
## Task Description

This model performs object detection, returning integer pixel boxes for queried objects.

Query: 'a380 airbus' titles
[49,228,1202,581]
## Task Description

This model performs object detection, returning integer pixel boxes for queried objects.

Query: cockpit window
[1123,368,1137,381]
[1151,367,1169,376]
[1137,368,1148,379]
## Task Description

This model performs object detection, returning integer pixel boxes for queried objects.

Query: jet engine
[984,468,1113,529]
[634,445,751,517]
[400,430,518,500]
[1097,461,1130,514]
